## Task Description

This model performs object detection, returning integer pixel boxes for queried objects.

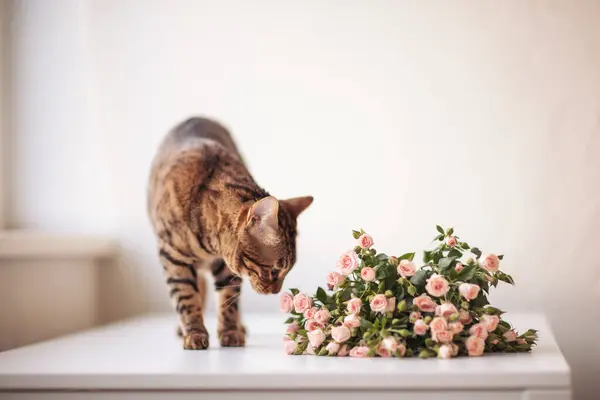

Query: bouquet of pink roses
[281,226,538,358]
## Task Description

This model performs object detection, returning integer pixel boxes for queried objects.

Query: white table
[0,313,571,399]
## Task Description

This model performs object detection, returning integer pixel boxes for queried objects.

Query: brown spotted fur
[148,117,313,350]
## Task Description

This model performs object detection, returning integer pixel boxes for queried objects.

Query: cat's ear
[281,196,313,219]
[247,196,279,231]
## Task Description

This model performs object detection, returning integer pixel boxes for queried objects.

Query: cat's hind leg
[161,245,209,350]
[211,258,245,347]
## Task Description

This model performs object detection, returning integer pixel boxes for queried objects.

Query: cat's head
[231,195,313,294]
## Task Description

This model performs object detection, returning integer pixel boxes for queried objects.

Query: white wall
[9,0,600,397]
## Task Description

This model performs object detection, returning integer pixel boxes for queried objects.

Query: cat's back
[147,117,247,221]
[158,117,241,158]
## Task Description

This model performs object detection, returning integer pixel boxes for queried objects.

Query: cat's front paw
[219,328,246,347]
[183,331,209,350]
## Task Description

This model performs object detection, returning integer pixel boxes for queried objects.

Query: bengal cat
[147,117,313,350]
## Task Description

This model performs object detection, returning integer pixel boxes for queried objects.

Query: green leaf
[471,247,482,258]
[435,234,444,241]
[284,317,294,324]
[338,286,352,302]
[398,252,415,261]
[410,269,430,287]
[461,242,470,249]
[498,254,504,260]
[423,250,432,263]
[456,264,477,281]
[506,274,515,284]
[296,329,307,336]
[446,227,454,236]
[471,293,490,308]
[499,320,511,330]
[479,280,490,294]
[448,249,462,259]
[352,230,361,239]
[436,225,444,234]
[407,285,417,296]
[396,284,405,301]
[316,287,327,304]
[376,253,389,262]
[289,288,299,296]
[439,256,457,272]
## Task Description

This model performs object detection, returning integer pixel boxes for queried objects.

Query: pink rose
[349,346,370,358]
[385,297,396,313]
[429,317,448,333]
[469,323,489,340]
[409,311,422,323]
[326,341,340,355]
[434,330,453,344]
[436,303,458,318]
[479,254,500,273]
[305,319,321,332]
[303,307,317,319]
[397,260,417,277]
[337,250,359,275]
[459,283,480,301]
[293,293,312,313]
[286,321,299,334]
[343,314,361,329]
[445,236,457,247]
[347,298,363,314]
[370,294,388,313]
[397,343,407,357]
[280,292,293,313]
[503,330,517,342]
[360,267,376,282]
[455,263,464,272]
[307,328,326,348]
[315,309,332,324]
[337,344,350,357]
[425,274,450,297]
[284,339,297,355]
[413,294,437,313]
[414,319,429,335]
[326,271,345,290]
[331,325,351,343]
[451,343,459,356]
[376,344,392,357]
[449,322,464,335]
[357,233,374,249]
[466,335,485,356]
[459,309,473,324]
[481,314,500,332]
[438,344,453,359]
[490,339,499,345]
[382,337,398,353]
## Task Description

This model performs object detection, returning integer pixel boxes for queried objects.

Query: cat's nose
[269,281,283,294]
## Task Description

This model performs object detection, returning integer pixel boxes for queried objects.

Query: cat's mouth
[250,279,283,295]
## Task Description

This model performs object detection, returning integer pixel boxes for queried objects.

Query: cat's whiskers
[222,291,241,311]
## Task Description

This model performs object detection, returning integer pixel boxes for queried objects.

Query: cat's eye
[271,270,280,280]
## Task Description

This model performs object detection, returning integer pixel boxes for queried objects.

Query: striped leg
[211,258,245,347]
[160,247,209,350]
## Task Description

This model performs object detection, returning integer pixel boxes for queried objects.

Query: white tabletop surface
[0,313,570,391]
